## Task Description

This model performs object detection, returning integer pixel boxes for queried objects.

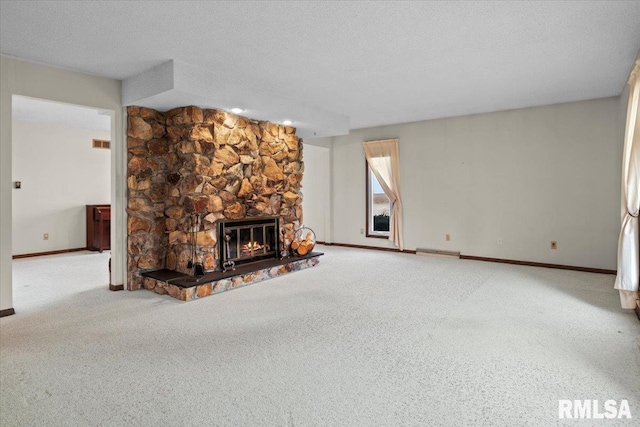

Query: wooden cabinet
[86,204,111,252]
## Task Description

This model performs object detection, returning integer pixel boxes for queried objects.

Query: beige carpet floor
[1,246,639,426]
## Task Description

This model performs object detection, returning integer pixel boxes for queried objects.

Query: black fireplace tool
[222,230,236,272]
[187,213,205,276]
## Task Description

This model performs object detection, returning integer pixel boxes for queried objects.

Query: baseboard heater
[415,248,460,258]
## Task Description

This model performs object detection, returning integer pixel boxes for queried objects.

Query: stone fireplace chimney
[126,106,304,290]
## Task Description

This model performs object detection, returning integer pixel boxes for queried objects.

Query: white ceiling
[12,96,111,132]
[1,1,639,138]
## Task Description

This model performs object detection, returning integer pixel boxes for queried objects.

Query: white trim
[367,166,391,236]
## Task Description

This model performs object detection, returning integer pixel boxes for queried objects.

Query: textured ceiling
[1,1,639,137]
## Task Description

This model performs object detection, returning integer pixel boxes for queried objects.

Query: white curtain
[615,59,640,309]
[363,139,404,250]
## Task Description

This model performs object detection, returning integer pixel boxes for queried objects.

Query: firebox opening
[218,216,280,267]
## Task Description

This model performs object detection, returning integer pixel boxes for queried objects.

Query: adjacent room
[10,96,113,311]
[0,1,639,426]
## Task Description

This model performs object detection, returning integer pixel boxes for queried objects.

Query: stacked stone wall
[127,106,303,289]
[127,107,169,288]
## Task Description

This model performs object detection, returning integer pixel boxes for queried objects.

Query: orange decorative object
[292,227,316,256]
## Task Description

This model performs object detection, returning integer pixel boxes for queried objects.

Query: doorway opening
[11,95,113,311]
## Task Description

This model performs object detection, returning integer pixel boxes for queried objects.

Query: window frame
[365,159,391,239]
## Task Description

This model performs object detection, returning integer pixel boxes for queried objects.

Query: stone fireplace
[126,105,313,295]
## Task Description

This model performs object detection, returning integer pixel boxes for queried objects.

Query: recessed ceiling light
[282,120,293,126]
[230,107,244,114]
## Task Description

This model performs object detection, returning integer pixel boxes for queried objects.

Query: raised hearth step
[142,252,323,288]
[142,268,187,282]
[140,252,323,301]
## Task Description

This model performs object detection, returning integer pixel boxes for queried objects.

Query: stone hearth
[141,252,322,301]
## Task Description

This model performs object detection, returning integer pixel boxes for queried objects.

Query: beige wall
[12,121,111,255]
[328,97,622,270]
[0,55,124,311]
[301,142,331,242]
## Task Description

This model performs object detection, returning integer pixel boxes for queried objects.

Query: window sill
[366,233,389,239]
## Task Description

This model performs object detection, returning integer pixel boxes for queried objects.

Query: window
[363,138,404,249]
[366,161,390,238]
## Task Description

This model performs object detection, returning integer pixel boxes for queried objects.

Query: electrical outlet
[445,234,451,241]
[497,238,503,245]
[360,228,364,235]
[43,233,49,240]
[551,241,557,250]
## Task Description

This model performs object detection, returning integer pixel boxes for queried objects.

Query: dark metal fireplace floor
[142,252,323,288]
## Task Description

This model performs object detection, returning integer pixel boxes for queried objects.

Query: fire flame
[242,241,269,253]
